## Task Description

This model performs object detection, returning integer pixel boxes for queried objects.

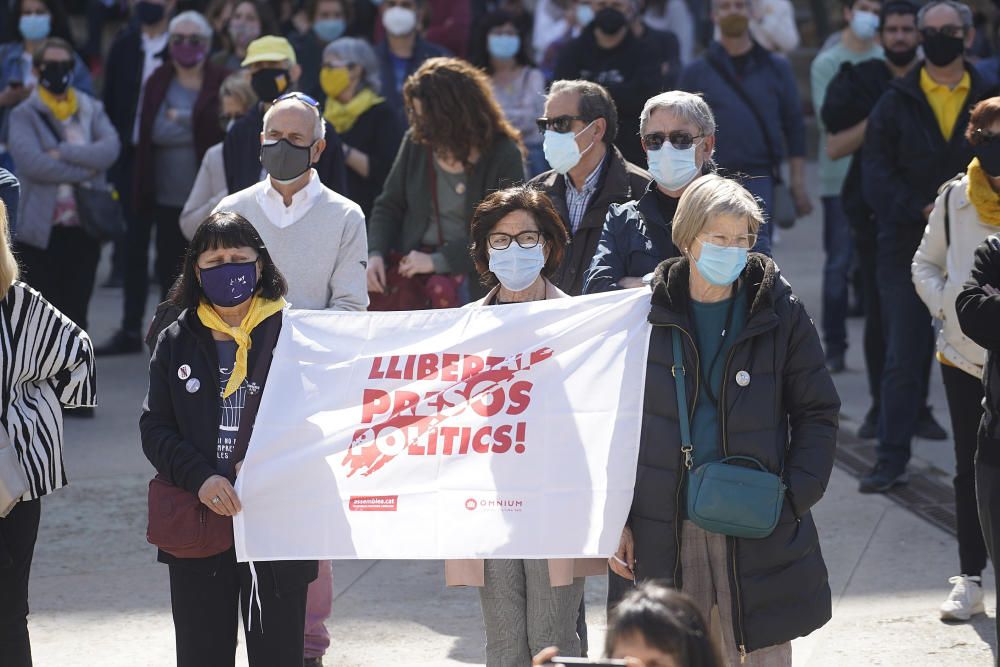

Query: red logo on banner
[342,348,554,477]
[349,495,398,511]
[465,498,478,511]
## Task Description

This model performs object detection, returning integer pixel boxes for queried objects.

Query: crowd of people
[2,0,1000,665]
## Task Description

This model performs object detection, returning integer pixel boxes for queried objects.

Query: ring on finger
[212,496,221,505]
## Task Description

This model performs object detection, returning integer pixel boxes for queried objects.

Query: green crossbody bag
[671,329,786,539]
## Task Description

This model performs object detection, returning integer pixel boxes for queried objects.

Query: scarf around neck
[323,88,383,134]
[196,295,286,398]
[38,87,78,122]
[966,158,1000,227]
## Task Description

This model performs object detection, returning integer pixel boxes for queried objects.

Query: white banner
[234,289,652,562]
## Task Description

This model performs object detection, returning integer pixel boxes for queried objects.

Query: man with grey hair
[859,0,993,495]
[528,79,651,296]
[584,91,715,294]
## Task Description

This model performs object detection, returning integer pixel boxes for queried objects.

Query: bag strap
[706,54,781,181]
[944,180,954,247]
[34,109,63,143]
[671,329,694,471]
[230,314,282,480]
[426,148,445,247]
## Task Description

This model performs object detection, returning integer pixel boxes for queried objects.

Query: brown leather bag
[146,315,281,558]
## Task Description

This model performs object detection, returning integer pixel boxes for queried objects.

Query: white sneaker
[940,575,985,621]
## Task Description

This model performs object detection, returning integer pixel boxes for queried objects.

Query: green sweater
[367,131,525,299]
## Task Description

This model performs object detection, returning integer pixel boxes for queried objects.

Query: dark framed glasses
[274,91,321,108]
[536,115,588,134]
[641,131,705,151]
[920,25,964,39]
[488,231,544,250]
[169,34,208,47]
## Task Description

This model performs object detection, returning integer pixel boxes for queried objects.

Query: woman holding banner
[140,211,317,667]
[609,174,838,665]
[443,185,604,667]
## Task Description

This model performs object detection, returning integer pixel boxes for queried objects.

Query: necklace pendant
[455,182,466,195]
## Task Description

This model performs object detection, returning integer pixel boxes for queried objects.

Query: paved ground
[23,166,999,666]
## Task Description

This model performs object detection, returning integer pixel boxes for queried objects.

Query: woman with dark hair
[447,185,605,666]
[367,57,525,308]
[470,10,547,176]
[141,210,317,667]
[212,0,278,71]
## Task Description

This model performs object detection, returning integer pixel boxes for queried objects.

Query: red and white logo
[465,498,478,511]
[349,495,398,512]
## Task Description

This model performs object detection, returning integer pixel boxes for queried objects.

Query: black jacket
[223,103,348,196]
[957,234,1000,467]
[140,308,317,586]
[582,181,679,294]
[632,255,839,652]
[862,63,996,258]
[339,100,404,219]
[820,58,892,235]
[528,146,651,296]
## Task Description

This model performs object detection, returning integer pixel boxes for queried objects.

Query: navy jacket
[678,41,805,174]
[376,37,449,131]
[862,62,995,259]
[583,181,680,294]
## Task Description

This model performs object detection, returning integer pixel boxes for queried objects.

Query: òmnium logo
[464,497,523,512]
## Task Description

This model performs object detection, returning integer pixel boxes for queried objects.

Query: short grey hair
[671,174,763,252]
[547,80,619,145]
[169,10,213,39]
[639,91,716,138]
[323,38,382,95]
[917,1,973,30]
[262,97,326,142]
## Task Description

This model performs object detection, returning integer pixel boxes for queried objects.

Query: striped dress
[1,281,96,500]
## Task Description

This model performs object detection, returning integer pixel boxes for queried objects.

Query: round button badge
[185,378,201,394]
[735,370,751,387]
[177,364,191,380]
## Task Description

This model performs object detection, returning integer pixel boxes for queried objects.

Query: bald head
[262,97,325,145]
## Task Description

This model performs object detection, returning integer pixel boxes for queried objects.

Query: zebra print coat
[1,281,96,499]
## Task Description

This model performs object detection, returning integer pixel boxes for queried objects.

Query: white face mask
[542,120,596,175]
[850,10,879,41]
[489,243,545,292]
[382,6,417,36]
[647,143,700,192]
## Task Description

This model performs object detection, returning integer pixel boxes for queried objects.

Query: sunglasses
[536,115,588,134]
[169,34,207,46]
[975,128,1000,143]
[641,131,705,151]
[920,25,964,39]
[274,91,320,108]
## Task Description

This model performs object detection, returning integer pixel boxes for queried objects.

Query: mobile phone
[545,659,628,666]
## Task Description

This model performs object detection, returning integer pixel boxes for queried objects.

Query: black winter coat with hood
[631,254,840,654]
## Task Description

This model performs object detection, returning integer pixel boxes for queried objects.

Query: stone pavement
[24,170,998,666]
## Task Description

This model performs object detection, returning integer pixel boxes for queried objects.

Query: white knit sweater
[214,180,369,311]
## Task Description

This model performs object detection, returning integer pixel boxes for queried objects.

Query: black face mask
[975,140,1000,177]
[594,7,627,35]
[260,138,315,183]
[39,61,73,95]
[135,0,166,26]
[885,45,918,67]
[922,31,965,67]
[250,68,290,104]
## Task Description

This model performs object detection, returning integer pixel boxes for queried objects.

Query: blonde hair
[0,200,19,298]
[671,174,764,252]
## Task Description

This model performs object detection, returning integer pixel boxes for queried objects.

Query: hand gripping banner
[234,289,652,562]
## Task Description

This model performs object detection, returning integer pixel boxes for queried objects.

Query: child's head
[605,583,720,667]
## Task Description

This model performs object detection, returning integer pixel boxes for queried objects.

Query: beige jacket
[446,278,607,587]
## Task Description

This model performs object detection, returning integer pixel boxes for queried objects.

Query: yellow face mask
[320,66,351,99]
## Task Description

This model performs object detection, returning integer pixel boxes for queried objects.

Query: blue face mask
[647,144,700,192]
[694,241,747,287]
[19,14,51,41]
[489,243,546,292]
[488,33,520,60]
[542,120,595,174]
[850,10,879,41]
[576,4,595,26]
[199,260,259,307]
[314,18,346,43]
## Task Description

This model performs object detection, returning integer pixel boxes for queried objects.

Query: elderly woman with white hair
[583,90,716,294]
[133,10,227,314]
[611,173,839,665]
[320,36,403,216]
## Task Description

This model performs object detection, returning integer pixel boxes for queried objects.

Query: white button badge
[177,364,191,380]
[185,378,201,394]
[736,370,751,387]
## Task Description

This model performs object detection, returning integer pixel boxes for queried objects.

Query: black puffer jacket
[631,254,839,653]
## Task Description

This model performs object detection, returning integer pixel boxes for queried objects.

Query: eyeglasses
[641,131,705,151]
[921,25,964,39]
[697,232,757,249]
[488,231,544,250]
[274,91,320,108]
[536,115,588,134]
[169,34,207,46]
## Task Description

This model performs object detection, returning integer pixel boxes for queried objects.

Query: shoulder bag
[35,110,127,242]
[145,315,281,558]
[706,54,797,229]
[0,426,29,518]
[671,328,786,539]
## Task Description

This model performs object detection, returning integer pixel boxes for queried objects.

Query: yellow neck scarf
[196,295,286,398]
[38,87,78,122]
[966,158,1000,227]
[323,88,383,134]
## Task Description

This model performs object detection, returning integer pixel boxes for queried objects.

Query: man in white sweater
[211,92,366,666]
[213,93,368,311]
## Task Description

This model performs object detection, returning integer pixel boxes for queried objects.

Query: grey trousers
[681,521,792,667]
[479,559,585,667]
